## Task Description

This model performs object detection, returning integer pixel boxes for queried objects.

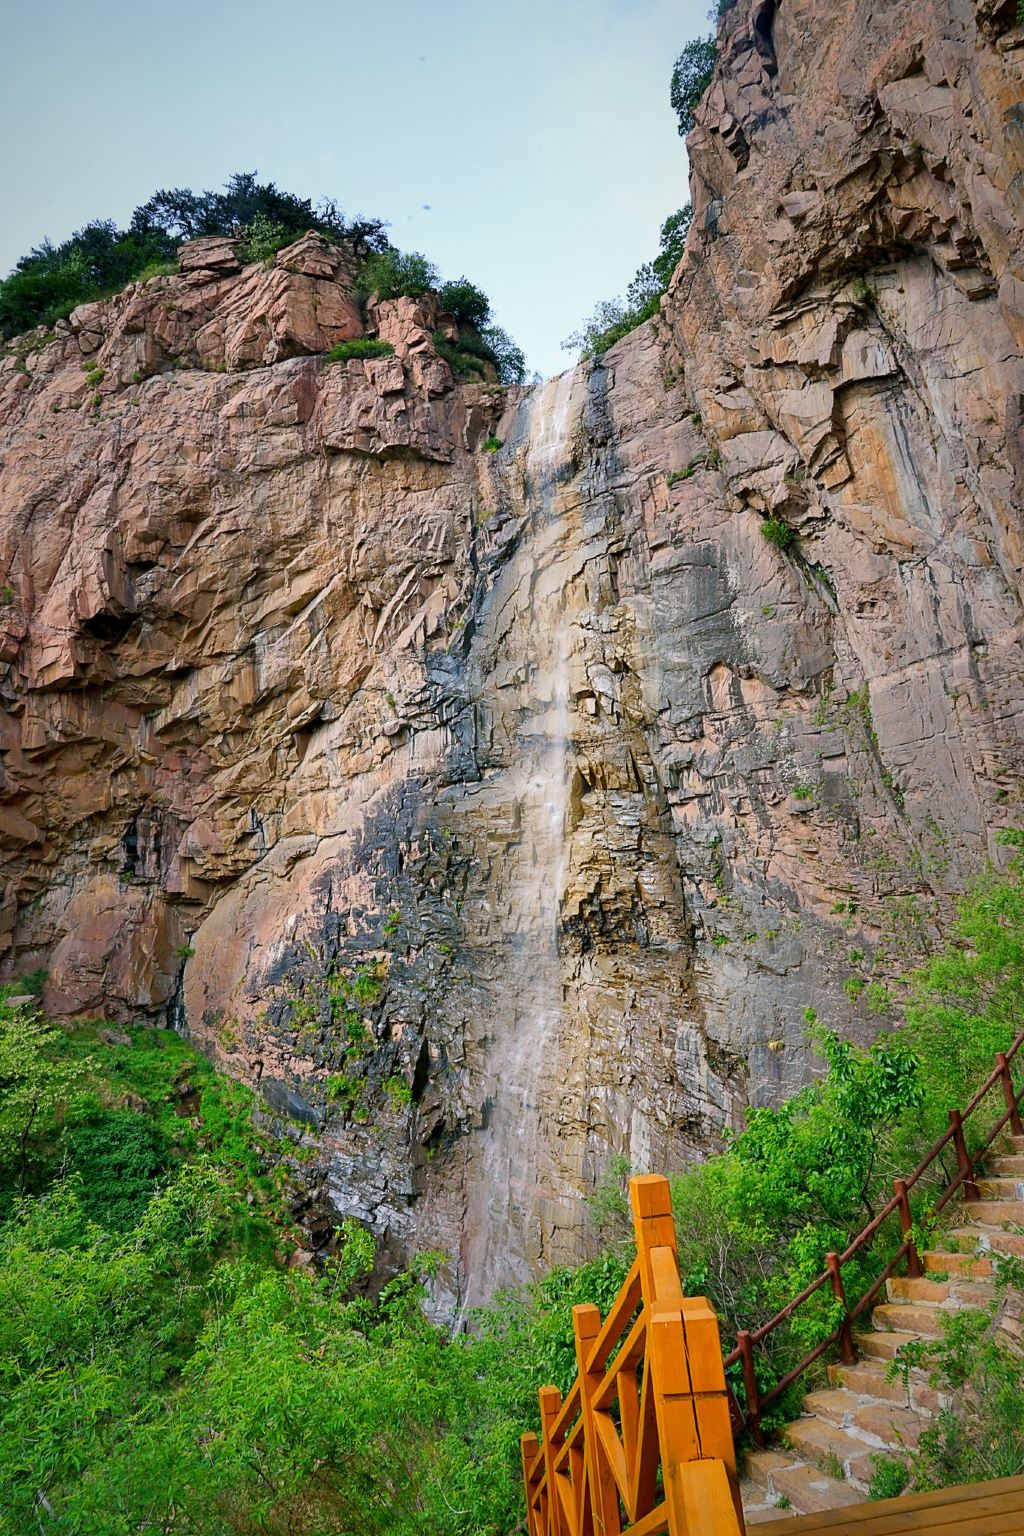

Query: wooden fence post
[539,1385,563,1536]
[893,1178,923,1278]
[630,1175,744,1535]
[826,1251,857,1365]
[520,1432,542,1536]
[949,1108,980,1201]
[573,1303,624,1536]
[736,1329,766,1448]
[996,1052,1024,1137]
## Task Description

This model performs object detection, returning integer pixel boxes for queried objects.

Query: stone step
[772,1460,862,1514]
[922,1249,992,1277]
[949,1224,1024,1257]
[744,1450,795,1492]
[1001,1134,1024,1154]
[964,1198,1024,1225]
[744,1502,788,1525]
[886,1274,950,1302]
[740,1478,783,1524]
[986,1155,1024,1177]
[976,1176,1024,1200]
[802,1389,925,1448]
[854,1329,918,1361]
[783,1415,874,1484]
[871,1301,945,1336]
[827,1358,940,1413]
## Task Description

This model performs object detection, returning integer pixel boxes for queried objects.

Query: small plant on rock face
[482,435,503,453]
[383,1074,412,1108]
[760,517,795,550]
[792,783,814,801]
[324,339,394,364]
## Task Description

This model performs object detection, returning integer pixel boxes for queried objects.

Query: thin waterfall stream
[460,369,583,1309]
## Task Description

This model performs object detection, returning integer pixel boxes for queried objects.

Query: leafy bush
[325,338,395,364]
[438,277,491,327]
[871,1300,1024,1494]
[482,436,503,453]
[563,205,691,359]
[236,211,293,265]
[64,1111,171,1230]
[670,36,719,136]
[761,517,795,550]
[0,172,391,341]
[479,323,526,385]
[356,248,438,303]
[434,332,489,380]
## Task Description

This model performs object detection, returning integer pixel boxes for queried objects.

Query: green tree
[438,277,491,327]
[0,998,85,1193]
[670,35,718,136]
[356,248,439,303]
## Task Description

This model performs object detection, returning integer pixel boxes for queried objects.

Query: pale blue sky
[1,0,707,377]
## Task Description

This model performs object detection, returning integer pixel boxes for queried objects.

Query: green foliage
[563,205,692,359]
[438,277,491,327]
[356,248,438,303]
[0,996,88,1196]
[670,36,719,136]
[383,1074,413,1108]
[64,1111,171,1230]
[478,323,526,385]
[325,338,396,364]
[482,435,504,453]
[875,1307,1024,1494]
[0,220,176,338]
[236,210,293,265]
[1,172,390,341]
[761,517,796,550]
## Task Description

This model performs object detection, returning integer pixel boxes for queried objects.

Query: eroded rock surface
[1,0,1022,1306]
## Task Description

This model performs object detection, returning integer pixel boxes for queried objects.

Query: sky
[1,0,708,379]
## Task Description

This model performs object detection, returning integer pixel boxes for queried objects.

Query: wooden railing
[726,1029,1024,1445]
[521,1174,745,1536]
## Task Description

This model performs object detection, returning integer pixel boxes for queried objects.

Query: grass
[324,339,394,364]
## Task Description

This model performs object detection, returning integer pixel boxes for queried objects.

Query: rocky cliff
[1,0,1022,1308]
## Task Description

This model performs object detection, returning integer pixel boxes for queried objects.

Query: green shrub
[562,206,691,359]
[482,436,503,453]
[324,338,395,364]
[438,278,490,327]
[434,332,488,379]
[64,1111,171,1230]
[237,211,292,265]
[356,248,438,303]
[670,36,718,136]
[761,518,795,550]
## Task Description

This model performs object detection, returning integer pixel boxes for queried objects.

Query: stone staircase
[739,1137,1024,1525]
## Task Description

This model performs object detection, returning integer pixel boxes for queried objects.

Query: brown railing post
[736,1329,766,1449]
[826,1251,857,1365]
[996,1052,1024,1137]
[949,1108,980,1200]
[894,1177,923,1278]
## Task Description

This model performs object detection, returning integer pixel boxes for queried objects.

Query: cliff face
[1,0,1022,1306]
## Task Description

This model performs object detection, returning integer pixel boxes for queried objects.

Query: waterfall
[459,369,582,1311]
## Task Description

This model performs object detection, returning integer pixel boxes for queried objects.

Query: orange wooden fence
[520,1174,745,1536]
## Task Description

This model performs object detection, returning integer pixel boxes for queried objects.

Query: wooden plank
[625,1500,669,1536]
[585,1260,643,1373]
[753,1475,1024,1535]
[675,1460,744,1536]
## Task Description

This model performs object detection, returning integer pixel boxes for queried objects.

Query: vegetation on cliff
[1,847,1022,1530]
[562,203,691,358]
[0,171,526,382]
